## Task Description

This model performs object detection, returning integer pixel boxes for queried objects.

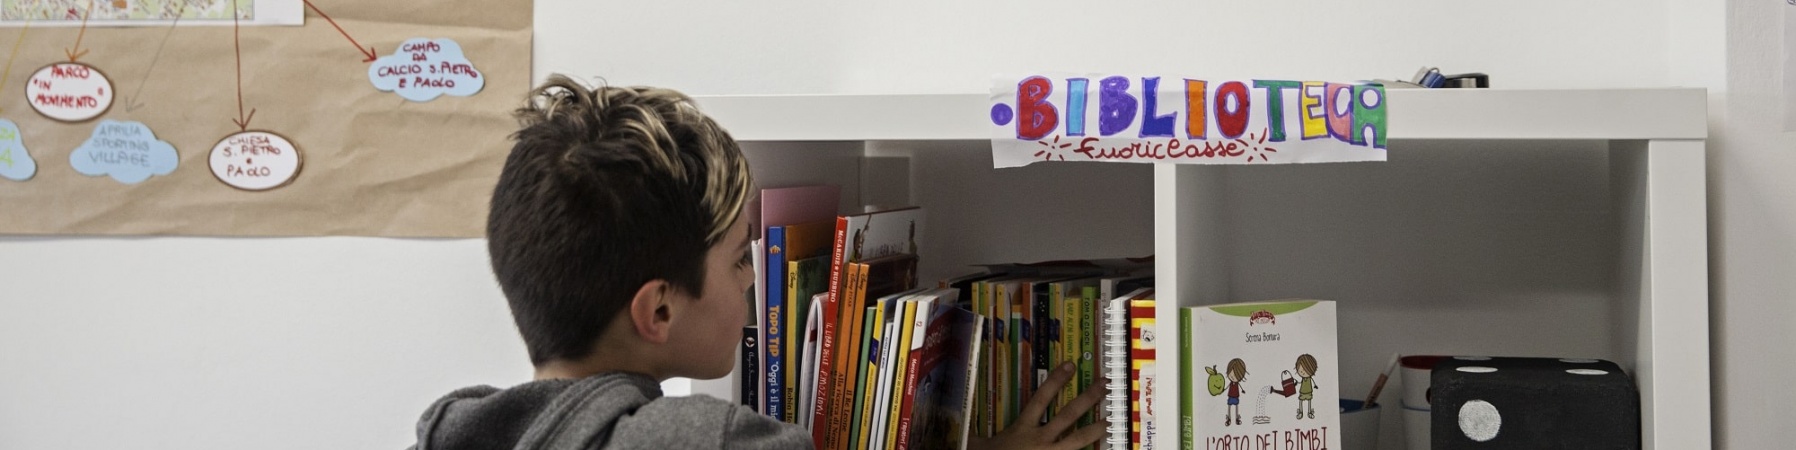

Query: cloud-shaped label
[0,119,36,181]
[369,38,485,102]
[69,120,178,184]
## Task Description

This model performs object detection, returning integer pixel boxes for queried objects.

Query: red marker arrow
[230,0,254,131]
[64,0,92,61]
[304,0,377,62]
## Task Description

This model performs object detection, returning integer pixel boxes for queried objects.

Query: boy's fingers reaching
[1044,376,1107,435]
[1053,421,1109,450]
[1018,362,1077,426]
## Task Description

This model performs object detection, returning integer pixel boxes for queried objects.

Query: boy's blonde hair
[489,75,752,365]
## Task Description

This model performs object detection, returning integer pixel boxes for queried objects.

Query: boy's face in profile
[662,211,755,380]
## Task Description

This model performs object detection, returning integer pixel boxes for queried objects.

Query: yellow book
[883,299,921,449]
[854,303,886,448]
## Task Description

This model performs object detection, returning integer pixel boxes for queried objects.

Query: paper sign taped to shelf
[989,75,1389,168]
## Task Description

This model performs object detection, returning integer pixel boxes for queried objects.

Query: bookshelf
[697,88,1710,449]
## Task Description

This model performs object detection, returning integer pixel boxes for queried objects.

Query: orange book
[827,262,870,449]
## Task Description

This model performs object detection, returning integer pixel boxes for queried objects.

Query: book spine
[1032,282,1050,416]
[1000,285,1012,435]
[872,301,902,450]
[1079,286,1097,431]
[894,301,932,450]
[850,305,879,449]
[827,261,865,450]
[1061,284,1080,410]
[786,258,803,423]
[813,216,848,449]
[1130,299,1156,450]
[764,226,787,422]
[742,326,760,412]
[958,318,985,448]
[973,282,989,439]
[885,300,920,450]
[1180,307,1193,450]
[1012,299,1027,426]
[1101,299,1130,450]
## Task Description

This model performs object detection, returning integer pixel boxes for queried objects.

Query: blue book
[762,225,787,420]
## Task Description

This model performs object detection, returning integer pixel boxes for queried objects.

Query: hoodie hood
[408,372,812,450]
[410,372,662,450]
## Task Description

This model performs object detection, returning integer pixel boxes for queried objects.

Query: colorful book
[990,278,1020,428]
[905,301,984,450]
[763,225,787,421]
[869,295,909,450]
[850,304,882,448]
[828,261,870,449]
[893,295,936,450]
[817,206,924,448]
[785,219,836,420]
[885,297,926,450]
[1185,300,1339,450]
[813,217,847,449]
[1052,278,1099,411]
[1130,295,1157,450]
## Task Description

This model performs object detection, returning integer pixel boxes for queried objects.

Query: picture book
[1184,300,1339,450]
[904,301,984,450]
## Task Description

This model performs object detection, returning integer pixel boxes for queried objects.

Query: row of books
[735,185,1340,450]
[954,268,1158,450]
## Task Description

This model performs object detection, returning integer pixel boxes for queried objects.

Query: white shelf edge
[696,88,1708,142]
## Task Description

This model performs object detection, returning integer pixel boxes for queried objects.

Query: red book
[811,216,848,449]
[894,299,935,450]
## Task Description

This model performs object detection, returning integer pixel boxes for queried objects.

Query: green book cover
[1180,307,1193,450]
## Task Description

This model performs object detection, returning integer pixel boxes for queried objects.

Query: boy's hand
[971,362,1108,450]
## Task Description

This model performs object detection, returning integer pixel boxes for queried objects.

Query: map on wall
[0,0,299,26]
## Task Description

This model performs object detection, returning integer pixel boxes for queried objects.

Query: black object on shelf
[1430,356,1640,449]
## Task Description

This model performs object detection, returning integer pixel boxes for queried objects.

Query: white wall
[5,0,1771,448]
[534,0,1672,93]
[1712,1,1796,448]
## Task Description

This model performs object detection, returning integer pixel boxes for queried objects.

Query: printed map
[2,0,252,21]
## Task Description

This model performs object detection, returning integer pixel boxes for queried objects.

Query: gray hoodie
[408,372,813,450]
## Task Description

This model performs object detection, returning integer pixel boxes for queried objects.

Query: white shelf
[705,88,1710,449]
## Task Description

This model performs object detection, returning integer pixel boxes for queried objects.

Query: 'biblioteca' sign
[988,75,1389,168]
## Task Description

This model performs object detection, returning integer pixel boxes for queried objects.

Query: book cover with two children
[1182,300,1339,450]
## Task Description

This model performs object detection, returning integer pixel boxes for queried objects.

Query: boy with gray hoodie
[407,75,1106,450]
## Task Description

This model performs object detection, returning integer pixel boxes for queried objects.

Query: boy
[406,76,1108,450]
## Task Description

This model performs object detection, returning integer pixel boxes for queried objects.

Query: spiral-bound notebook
[1102,287,1152,450]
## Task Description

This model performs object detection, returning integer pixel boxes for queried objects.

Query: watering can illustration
[1271,370,1298,397]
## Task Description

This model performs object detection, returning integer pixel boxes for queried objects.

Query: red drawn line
[64,0,91,61]
[304,0,377,62]
[231,0,253,131]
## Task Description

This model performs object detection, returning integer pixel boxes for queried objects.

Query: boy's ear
[628,280,676,344]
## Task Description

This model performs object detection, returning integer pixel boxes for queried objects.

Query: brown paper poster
[0,0,531,237]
